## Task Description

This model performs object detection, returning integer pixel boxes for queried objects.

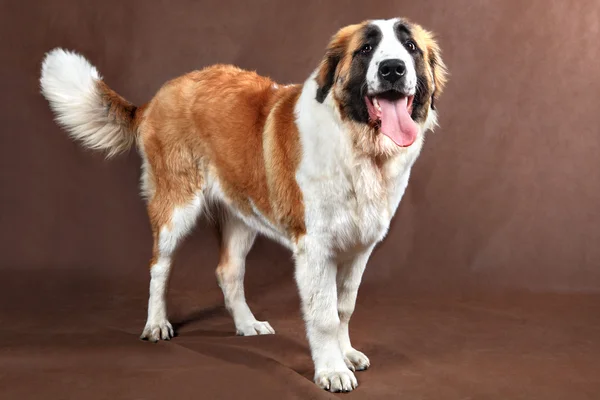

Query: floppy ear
[315,25,357,103]
[426,36,448,110]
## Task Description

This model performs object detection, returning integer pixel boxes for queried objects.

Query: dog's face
[315,18,447,151]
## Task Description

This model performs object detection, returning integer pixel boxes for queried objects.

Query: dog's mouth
[365,91,417,147]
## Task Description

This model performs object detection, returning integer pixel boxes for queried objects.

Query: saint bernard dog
[40,17,447,392]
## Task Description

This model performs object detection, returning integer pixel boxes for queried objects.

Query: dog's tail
[40,48,140,158]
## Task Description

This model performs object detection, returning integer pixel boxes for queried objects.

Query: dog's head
[315,18,447,154]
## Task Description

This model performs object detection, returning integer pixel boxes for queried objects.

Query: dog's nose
[378,59,406,83]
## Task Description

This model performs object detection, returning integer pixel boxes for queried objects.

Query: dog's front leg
[294,239,357,393]
[337,246,374,372]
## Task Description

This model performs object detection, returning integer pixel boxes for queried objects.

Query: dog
[39,17,447,393]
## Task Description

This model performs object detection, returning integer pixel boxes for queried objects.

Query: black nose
[378,59,406,83]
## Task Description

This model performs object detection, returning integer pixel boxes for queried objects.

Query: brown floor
[2,269,599,399]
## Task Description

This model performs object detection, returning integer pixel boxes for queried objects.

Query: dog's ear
[315,25,357,103]
[425,34,448,110]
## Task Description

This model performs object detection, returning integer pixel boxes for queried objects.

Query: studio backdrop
[1,1,600,399]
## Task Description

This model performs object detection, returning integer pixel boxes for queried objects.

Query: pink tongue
[378,97,418,147]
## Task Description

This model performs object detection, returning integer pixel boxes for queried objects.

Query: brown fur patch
[263,88,305,238]
[410,24,448,108]
[137,65,306,264]
[95,80,142,155]
[315,23,364,103]
[97,80,137,128]
[335,27,367,84]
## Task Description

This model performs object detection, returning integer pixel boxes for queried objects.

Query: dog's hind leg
[139,153,204,342]
[216,213,274,336]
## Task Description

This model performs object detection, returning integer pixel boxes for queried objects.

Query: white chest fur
[294,75,423,256]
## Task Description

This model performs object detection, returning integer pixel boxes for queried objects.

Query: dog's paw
[315,368,358,392]
[343,348,370,371]
[236,320,275,336]
[140,320,174,342]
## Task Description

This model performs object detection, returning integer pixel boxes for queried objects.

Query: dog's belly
[204,174,294,249]
[236,200,296,250]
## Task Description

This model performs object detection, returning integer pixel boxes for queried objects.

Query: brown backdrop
[2,0,600,399]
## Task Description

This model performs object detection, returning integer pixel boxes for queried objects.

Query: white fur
[291,70,425,390]
[423,108,439,133]
[142,257,174,341]
[337,246,374,372]
[40,48,134,157]
[295,73,423,250]
[158,193,203,255]
[367,19,417,95]
[294,236,357,392]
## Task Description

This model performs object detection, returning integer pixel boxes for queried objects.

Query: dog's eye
[405,40,417,52]
[359,44,372,54]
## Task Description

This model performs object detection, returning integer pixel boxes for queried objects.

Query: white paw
[140,320,174,342]
[236,320,275,336]
[315,368,358,392]
[343,348,370,371]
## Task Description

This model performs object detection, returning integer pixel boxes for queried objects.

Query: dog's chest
[302,161,394,251]
[336,176,391,248]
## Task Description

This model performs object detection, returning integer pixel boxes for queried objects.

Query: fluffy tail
[40,48,139,157]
